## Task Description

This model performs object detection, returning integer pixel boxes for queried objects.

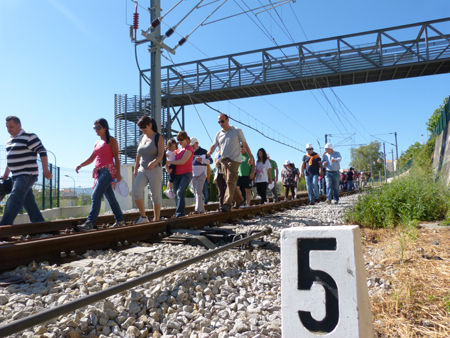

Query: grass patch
[345,168,450,228]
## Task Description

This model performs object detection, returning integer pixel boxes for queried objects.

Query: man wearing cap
[191,138,213,214]
[300,143,322,205]
[322,143,342,204]
[267,153,279,203]
[207,114,253,212]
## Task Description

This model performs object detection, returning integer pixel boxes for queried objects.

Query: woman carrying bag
[76,118,124,231]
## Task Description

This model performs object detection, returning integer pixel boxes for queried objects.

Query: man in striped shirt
[0,116,53,226]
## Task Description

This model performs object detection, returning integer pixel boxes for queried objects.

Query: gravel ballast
[0,195,360,338]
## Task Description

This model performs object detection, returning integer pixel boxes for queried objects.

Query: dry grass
[361,226,450,337]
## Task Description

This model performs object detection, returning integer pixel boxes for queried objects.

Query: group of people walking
[0,113,346,229]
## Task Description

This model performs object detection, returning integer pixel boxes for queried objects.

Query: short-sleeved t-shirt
[238,152,254,177]
[302,152,321,176]
[347,171,354,181]
[255,160,271,183]
[269,159,277,180]
[212,126,246,162]
[175,145,194,175]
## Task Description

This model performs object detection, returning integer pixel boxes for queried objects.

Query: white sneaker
[136,216,149,224]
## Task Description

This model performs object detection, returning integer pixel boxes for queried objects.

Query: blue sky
[1,0,449,188]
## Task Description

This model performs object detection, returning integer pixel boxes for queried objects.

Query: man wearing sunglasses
[207,114,254,212]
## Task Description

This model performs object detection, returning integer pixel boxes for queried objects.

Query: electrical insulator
[133,12,139,30]
[151,18,161,29]
[178,37,187,47]
[165,28,174,38]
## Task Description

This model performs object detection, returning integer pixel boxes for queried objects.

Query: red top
[175,145,193,175]
[94,141,114,168]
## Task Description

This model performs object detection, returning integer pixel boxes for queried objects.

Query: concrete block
[281,225,373,337]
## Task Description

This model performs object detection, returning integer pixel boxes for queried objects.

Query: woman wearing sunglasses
[75,118,124,231]
[132,116,164,223]
[166,131,193,217]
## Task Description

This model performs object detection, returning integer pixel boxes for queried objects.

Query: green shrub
[345,168,450,228]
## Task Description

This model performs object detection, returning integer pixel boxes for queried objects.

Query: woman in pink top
[166,131,193,217]
[75,118,124,231]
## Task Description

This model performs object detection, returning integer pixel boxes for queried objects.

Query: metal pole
[383,142,387,183]
[394,132,398,162]
[325,134,328,144]
[150,0,162,128]
[42,166,45,211]
[0,229,271,338]
[391,149,394,173]
[49,163,52,209]
[369,155,373,186]
[57,167,60,208]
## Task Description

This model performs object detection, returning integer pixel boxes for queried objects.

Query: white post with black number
[281,226,373,337]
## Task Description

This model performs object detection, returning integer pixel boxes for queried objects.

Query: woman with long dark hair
[166,131,193,217]
[253,148,272,204]
[132,116,165,223]
[75,118,124,231]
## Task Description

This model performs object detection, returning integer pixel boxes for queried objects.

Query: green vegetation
[426,97,449,134]
[346,97,450,229]
[345,169,449,228]
[350,141,384,174]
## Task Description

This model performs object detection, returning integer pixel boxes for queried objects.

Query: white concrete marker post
[281,226,373,337]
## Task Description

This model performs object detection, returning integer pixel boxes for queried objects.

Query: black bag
[0,177,12,201]
[139,133,167,166]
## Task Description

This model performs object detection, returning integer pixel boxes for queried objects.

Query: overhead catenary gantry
[115,11,450,164]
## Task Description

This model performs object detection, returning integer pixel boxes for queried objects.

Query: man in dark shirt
[300,143,322,205]
[347,167,354,192]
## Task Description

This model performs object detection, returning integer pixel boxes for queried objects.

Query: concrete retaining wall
[433,123,450,186]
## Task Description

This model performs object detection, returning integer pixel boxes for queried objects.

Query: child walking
[164,139,177,198]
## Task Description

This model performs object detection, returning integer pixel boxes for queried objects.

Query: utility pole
[325,134,328,144]
[394,132,398,162]
[383,142,387,183]
[391,149,394,171]
[369,155,373,186]
[150,0,162,128]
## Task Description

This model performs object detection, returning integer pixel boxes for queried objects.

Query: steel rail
[0,194,308,238]
[0,228,272,338]
[0,195,317,271]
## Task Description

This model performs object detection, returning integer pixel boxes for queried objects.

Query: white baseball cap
[324,143,333,149]
[284,160,291,165]
[306,143,313,149]
[190,137,198,146]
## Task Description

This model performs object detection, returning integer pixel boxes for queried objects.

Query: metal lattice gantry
[146,17,450,107]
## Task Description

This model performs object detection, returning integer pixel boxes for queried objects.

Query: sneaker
[136,216,149,224]
[77,221,96,232]
[241,204,250,208]
[331,200,337,204]
[221,204,231,212]
[109,220,126,228]
[325,200,331,204]
[193,211,200,214]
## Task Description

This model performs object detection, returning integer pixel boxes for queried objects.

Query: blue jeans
[305,174,319,203]
[173,172,193,217]
[0,175,44,226]
[325,171,340,202]
[203,179,209,204]
[88,168,123,223]
[348,180,353,191]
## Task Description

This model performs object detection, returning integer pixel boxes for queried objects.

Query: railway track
[0,191,358,273]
